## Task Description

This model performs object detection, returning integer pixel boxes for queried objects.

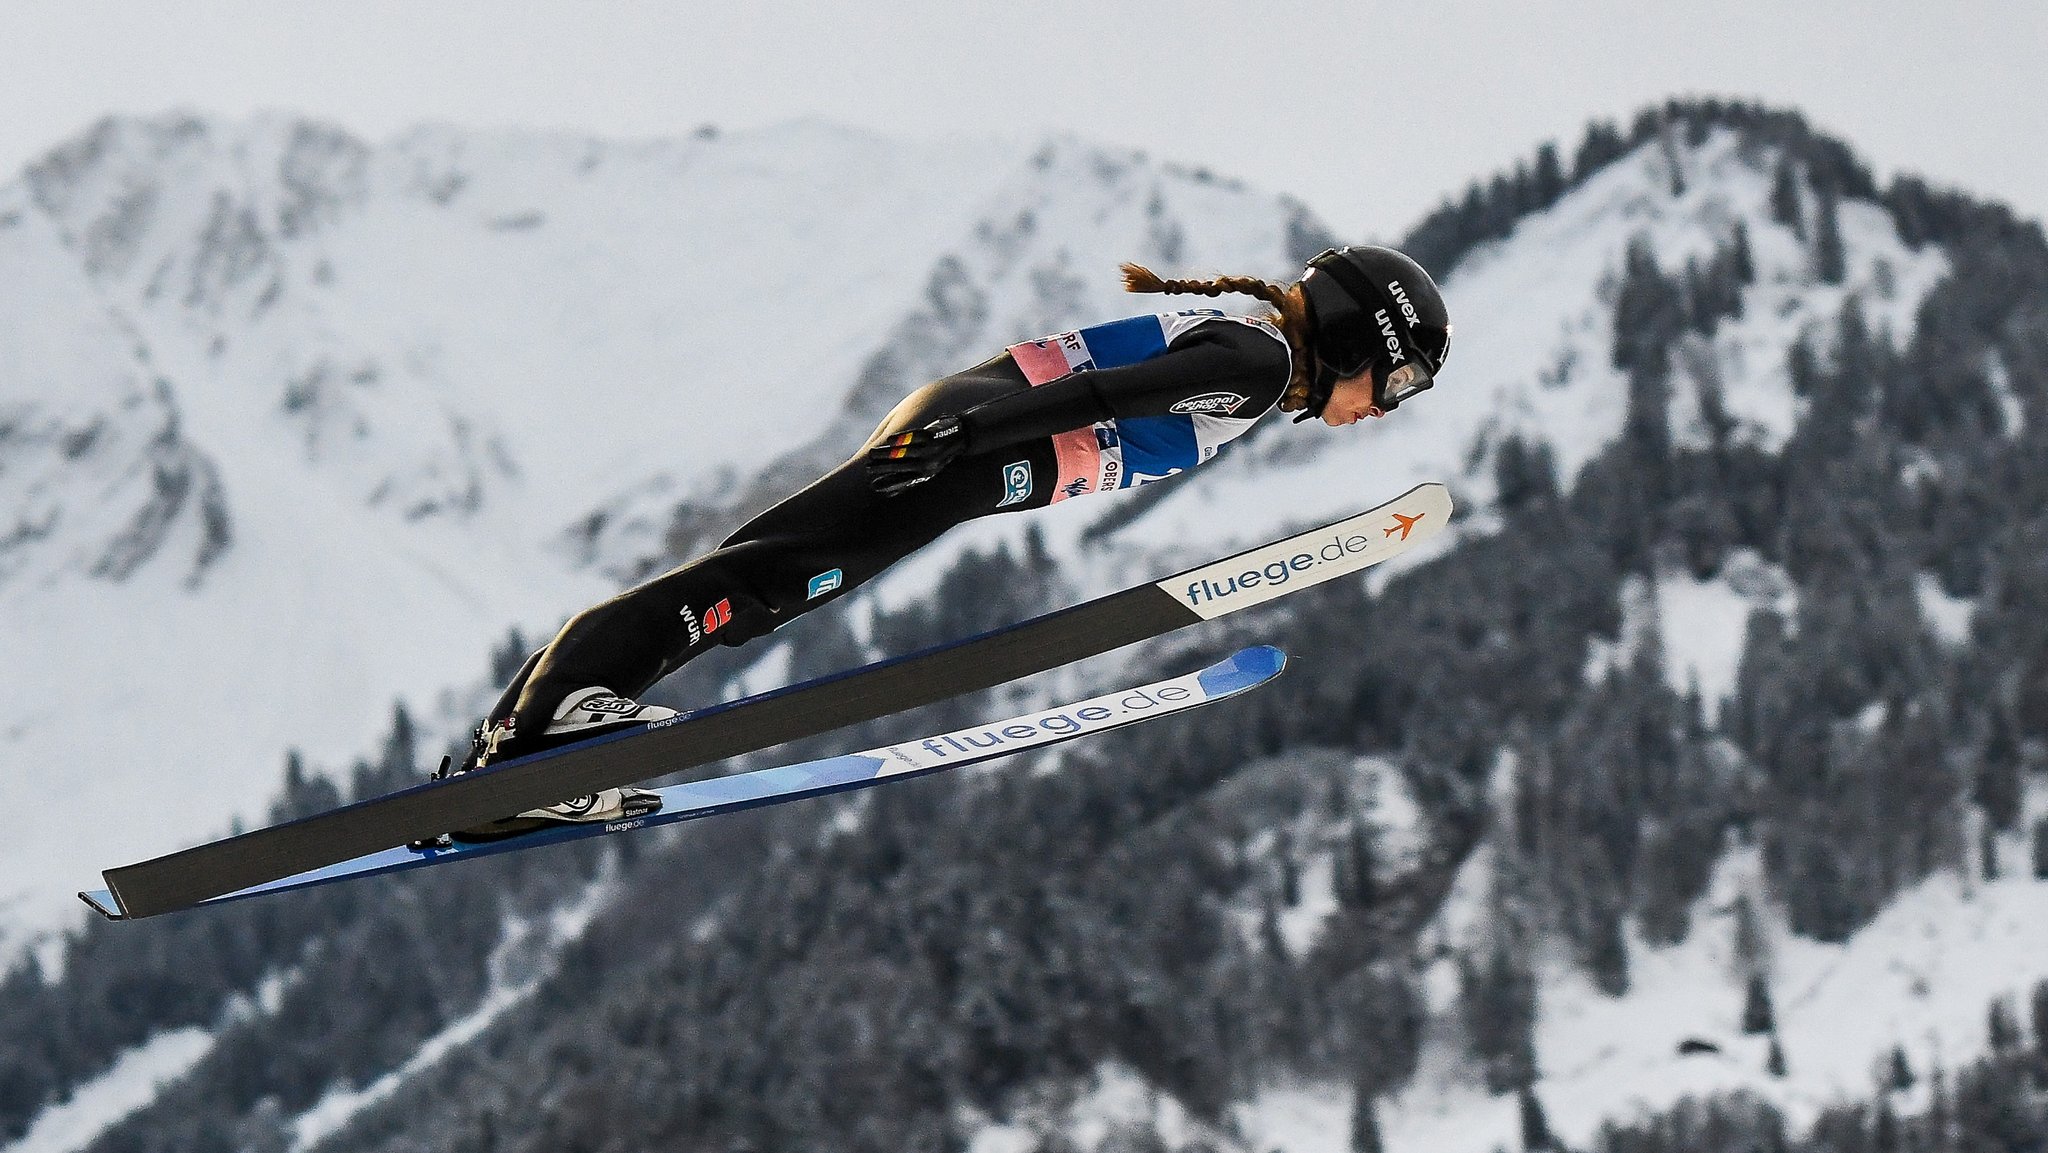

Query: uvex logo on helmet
[1374,310,1407,364]
[1388,281,1424,330]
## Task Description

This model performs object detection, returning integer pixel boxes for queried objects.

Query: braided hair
[1119,263,1315,413]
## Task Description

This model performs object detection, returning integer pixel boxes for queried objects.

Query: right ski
[93,482,1450,920]
[81,646,1286,919]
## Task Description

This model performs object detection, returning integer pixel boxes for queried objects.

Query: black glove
[867,416,970,496]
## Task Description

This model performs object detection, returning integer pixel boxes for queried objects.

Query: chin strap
[1292,360,1339,423]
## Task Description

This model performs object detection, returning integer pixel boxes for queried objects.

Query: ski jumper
[492,310,1293,738]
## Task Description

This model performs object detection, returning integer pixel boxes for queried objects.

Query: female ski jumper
[455,245,1451,837]
[483,310,1291,757]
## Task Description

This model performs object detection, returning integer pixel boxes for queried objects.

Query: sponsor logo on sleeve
[679,597,732,644]
[997,460,1034,507]
[1169,391,1249,416]
[807,569,844,600]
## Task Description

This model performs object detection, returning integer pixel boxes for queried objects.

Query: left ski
[79,645,1286,920]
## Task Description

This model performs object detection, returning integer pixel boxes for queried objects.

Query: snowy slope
[1329,791,2048,1153]
[0,185,225,592]
[0,114,1314,952]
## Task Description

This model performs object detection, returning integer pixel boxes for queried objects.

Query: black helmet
[1298,246,1452,420]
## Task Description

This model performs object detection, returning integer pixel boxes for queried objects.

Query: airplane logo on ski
[1385,512,1425,540]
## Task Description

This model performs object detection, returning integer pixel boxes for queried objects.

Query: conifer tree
[1532,143,1566,208]
[1978,708,2023,830]
[1872,1101,1902,1153]
[1732,895,1771,979]
[1573,120,1628,182]
[1612,237,1688,379]
[1463,940,1539,1094]
[1587,898,1630,997]
[1519,1087,1555,1152]
[1276,827,1301,908]
[2032,979,2048,1060]
[1813,185,1848,284]
[1770,157,1805,239]
[1350,1080,1385,1153]
[1766,1035,1788,1078]
[1742,973,1777,1035]
[1989,997,2020,1053]
[1887,1044,1914,1092]
[1731,220,1755,284]
[1258,897,1290,965]
[1336,821,1378,910]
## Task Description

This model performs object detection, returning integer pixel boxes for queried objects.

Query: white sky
[2,1,2043,244]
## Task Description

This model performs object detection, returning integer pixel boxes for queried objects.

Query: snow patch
[1585,552,1795,717]
[1985,352,2026,438]
[1913,571,1974,647]
[0,1029,212,1153]
[965,1063,1225,1153]
[287,868,617,1150]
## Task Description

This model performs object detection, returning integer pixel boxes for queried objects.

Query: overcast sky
[4,2,2043,244]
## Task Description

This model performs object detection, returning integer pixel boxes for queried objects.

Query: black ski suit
[489,311,1293,744]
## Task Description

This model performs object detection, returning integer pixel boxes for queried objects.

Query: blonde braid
[1120,263,1315,412]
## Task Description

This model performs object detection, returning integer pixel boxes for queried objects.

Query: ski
[93,481,1450,920]
[80,645,1287,920]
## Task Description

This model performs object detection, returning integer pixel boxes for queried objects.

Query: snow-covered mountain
[5,103,2045,1153]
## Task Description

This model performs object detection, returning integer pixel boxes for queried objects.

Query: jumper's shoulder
[1172,311,1289,359]
[1161,315,1292,406]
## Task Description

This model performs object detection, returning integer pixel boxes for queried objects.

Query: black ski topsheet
[96,482,1450,919]
[80,647,1286,920]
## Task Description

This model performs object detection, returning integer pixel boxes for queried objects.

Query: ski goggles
[1377,360,1436,413]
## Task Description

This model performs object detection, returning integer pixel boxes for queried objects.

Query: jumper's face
[1320,367,1382,426]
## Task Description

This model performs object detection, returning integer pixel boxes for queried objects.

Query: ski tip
[1198,645,1288,696]
[1235,644,1287,678]
[78,889,127,921]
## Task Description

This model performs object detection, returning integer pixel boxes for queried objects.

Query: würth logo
[679,598,732,646]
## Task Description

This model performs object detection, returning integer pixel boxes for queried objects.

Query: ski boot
[431,688,674,845]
